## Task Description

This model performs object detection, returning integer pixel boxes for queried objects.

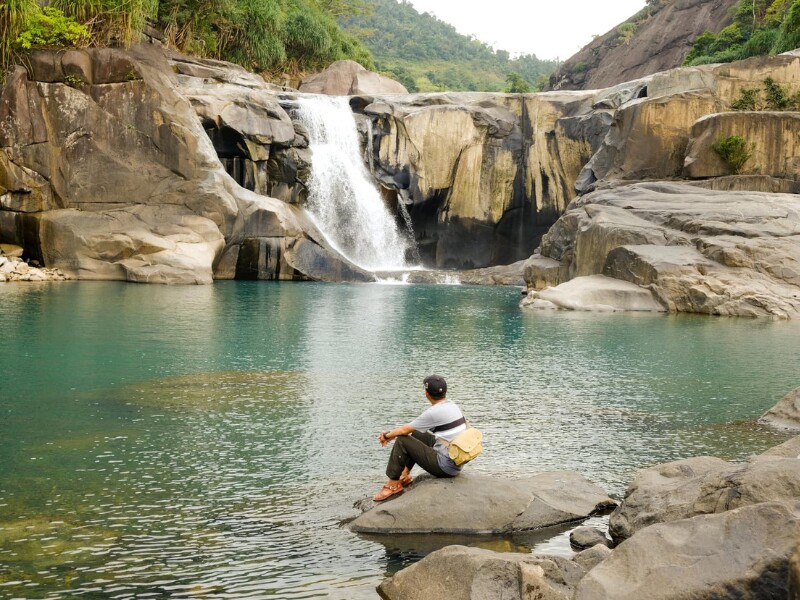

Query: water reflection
[0,282,798,598]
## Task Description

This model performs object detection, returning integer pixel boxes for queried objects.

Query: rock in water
[521,274,666,313]
[377,545,584,600]
[351,471,616,534]
[576,502,800,600]
[569,526,610,550]
[609,455,800,543]
[760,388,800,432]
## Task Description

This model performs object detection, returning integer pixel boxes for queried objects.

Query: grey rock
[760,388,800,432]
[792,540,800,600]
[377,545,583,600]
[569,526,610,550]
[609,454,800,543]
[757,436,800,460]
[576,502,800,600]
[351,471,616,534]
[572,544,612,572]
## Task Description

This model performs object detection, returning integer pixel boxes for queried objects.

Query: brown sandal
[399,474,413,488]
[373,482,403,502]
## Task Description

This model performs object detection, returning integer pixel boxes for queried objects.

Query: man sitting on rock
[373,375,465,502]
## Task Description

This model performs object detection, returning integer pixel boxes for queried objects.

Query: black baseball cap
[423,375,447,399]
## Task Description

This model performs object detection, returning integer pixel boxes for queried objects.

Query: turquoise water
[1,281,798,598]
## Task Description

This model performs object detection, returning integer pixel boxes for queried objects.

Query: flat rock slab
[351,471,616,534]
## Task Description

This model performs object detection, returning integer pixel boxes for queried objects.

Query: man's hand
[378,431,390,447]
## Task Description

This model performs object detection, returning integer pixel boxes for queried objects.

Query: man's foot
[373,481,403,502]
[399,473,413,488]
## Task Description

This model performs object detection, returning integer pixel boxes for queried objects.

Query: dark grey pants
[386,431,451,480]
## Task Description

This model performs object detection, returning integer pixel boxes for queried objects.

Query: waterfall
[296,96,413,272]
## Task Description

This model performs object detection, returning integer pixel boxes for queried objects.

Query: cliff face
[549,0,738,91]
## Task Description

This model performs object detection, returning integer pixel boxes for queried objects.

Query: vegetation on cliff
[684,0,800,65]
[339,0,559,92]
[1,0,373,79]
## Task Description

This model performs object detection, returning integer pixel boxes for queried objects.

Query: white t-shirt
[410,400,466,475]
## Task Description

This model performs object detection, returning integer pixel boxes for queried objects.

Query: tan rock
[759,388,800,432]
[524,181,800,318]
[685,111,800,179]
[299,60,407,95]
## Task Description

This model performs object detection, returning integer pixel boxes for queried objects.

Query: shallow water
[1,281,798,598]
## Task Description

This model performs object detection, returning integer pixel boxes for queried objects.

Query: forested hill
[339,0,560,92]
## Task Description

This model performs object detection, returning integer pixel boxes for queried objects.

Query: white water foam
[296,96,413,272]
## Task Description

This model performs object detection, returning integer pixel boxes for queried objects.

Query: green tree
[505,72,531,93]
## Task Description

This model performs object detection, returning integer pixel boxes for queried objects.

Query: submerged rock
[377,545,584,600]
[576,502,800,600]
[521,274,665,313]
[351,471,616,534]
[760,388,800,432]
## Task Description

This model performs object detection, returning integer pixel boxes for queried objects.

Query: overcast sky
[406,0,647,60]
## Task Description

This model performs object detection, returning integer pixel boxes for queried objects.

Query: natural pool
[1,281,798,598]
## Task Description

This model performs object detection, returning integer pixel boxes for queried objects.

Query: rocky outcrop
[608,453,800,543]
[760,388,800,432]
[350,471,616,534]
[299,60,407,95]
[357,90,603,268]
[548,0,738,91]
[377,545,585,600]
[523,181,800,318]
[576,502,800,600]
[0,45,374,283]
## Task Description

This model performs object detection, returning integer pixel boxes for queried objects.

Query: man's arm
[378,424,416,446]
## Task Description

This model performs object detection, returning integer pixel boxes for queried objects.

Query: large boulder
[523,181,800,318]
[299,60,407,95]
[350,471,616,534]
[576,502,800,600]
[760,388,800,432]
[377,545,585,600]
[609,454,800,543]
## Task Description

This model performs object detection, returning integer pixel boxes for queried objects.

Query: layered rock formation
[524,53,800,318]
[0,45,372,284]
[548,0,738,91]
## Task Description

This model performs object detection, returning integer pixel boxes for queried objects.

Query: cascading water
[296,96,414,271]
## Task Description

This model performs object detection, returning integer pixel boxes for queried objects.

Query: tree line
[1,0,373,77]
[684,0,800,65]
[339,0,560,92]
